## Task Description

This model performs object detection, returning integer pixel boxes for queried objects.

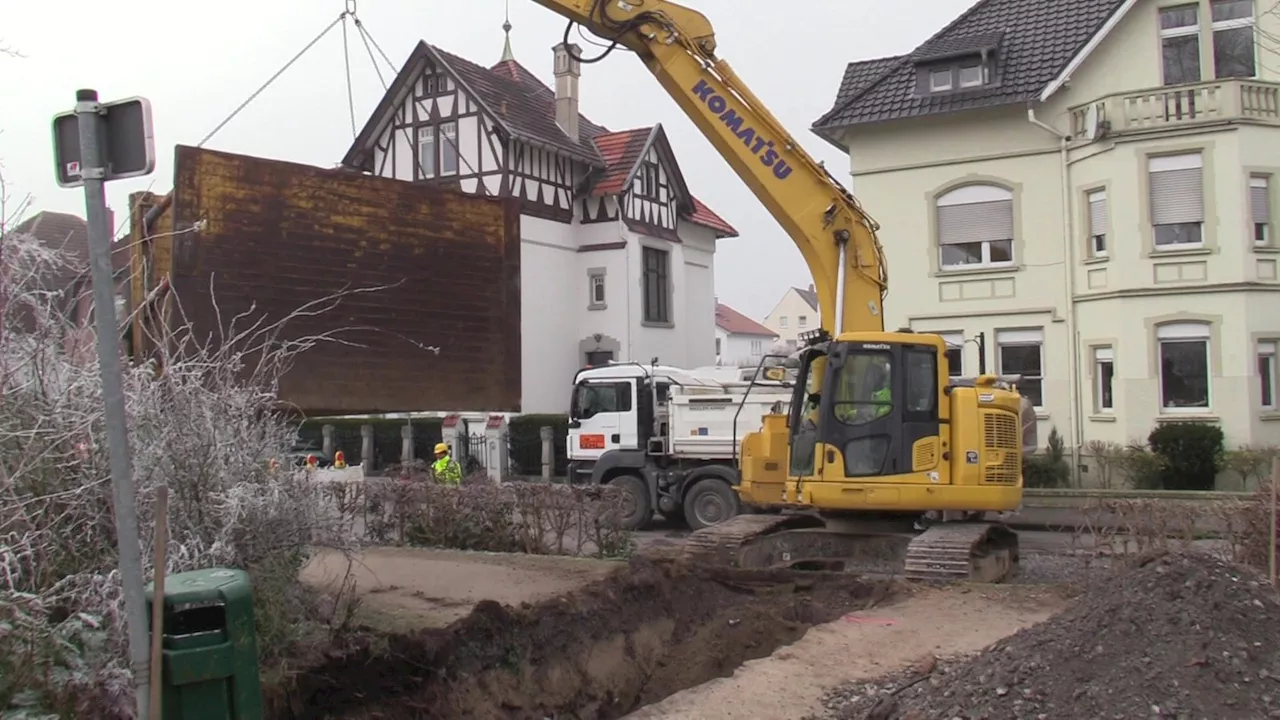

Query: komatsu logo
[691,79,794,181]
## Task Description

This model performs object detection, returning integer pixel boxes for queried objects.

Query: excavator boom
[528,0,887,335]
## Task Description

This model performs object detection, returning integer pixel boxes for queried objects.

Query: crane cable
[198,2,364,147]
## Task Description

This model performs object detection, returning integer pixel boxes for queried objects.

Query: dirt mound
[814,551,1280,720]
[273,556,891,719]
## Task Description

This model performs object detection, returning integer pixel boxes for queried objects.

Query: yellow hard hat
[434,442,449,455]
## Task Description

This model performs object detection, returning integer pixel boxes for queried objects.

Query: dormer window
[929,69,953,91]
[958,63,984,87]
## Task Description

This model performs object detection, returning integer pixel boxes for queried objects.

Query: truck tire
[608,474,652,531]
[683,478,741,531]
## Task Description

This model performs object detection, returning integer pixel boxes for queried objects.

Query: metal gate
[464,432,489,474]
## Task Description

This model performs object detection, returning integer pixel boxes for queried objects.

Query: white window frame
[958,63,984,88]
[1093,346,1115,413]
[1087,189,1108,258]
[1259,340,1277,410]
[588,268,606,310]
[1211,0,1257,79]
[779,316,788,328]
[929,68,953,91]
[1251,175,1271,245]
[440,121,459,176]
[939,331,964,378]
[416,125,437,179]
[751,339,763,356]
[1156,322,1211,413]
[1148,153,1205,249]
[1159,3,1202,85]
[996,328,1044,409]
[798,315,808,328]
[936,184,1016,271]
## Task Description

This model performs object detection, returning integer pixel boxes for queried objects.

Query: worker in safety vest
[431,442,462,486]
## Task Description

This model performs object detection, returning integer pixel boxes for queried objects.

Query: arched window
[935,184,1015,270]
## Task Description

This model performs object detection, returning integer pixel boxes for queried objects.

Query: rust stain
[130,145,522,414]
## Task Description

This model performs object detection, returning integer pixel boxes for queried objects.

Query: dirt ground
[624,584,1065,720]
[300,547,616,631]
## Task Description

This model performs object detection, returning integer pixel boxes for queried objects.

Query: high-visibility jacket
[432,456,462,485]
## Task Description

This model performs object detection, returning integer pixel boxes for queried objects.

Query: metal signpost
[52,89,156,718]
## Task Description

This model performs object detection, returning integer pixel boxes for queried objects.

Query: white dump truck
[565,361,793,531]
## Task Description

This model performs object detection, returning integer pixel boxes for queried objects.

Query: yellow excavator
[530,0,1034,582]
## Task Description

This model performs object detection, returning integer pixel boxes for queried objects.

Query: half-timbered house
[342,32,737,413]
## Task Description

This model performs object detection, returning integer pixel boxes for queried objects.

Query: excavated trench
[272,557,893,720]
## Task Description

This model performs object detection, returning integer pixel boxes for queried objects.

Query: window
[751,339,763,355]
[1251,175,1271,245]
[780,316,788,328]
[1087,189,1108,258]
[929,68,952,91]
[1259,341,1276,409]
[424,74,451,95]
[1212,0,1256,79]
[939,331,964,378]
[904,349,939,415]
[440,122,459,176]
[1157,322,1210,411]
[416,125,437,179]
[996,328,1043,408]
[936,184,1015,270]
[715,337,722,355]
[642,246,670,324]
[833,352,894,426]
[585,350,614,366]
[1093,346,1114,413]
[588,269,606,310]
[798,315,808,328]
[1149,153,1204,249]
[1160,4,1201,86]
[958,63,983,87]
[571,380,631,419]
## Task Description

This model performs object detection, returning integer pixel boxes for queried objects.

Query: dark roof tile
[813,0,1126,130]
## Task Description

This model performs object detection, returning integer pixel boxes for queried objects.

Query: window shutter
[1149,155,1204,225]
[937,199,1014,245]
[1251,176,1270,225]
[1088,190,1108,237]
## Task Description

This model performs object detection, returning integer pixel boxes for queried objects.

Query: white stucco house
[811,0,1280,461]
[714,302,778,366]
[340,29,737,413]
[762,285,820,350]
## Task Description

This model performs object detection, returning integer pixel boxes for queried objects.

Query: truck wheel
[608,474,652,531]
[683,478,741,531]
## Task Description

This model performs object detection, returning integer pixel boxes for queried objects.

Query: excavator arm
[528,0,887,335]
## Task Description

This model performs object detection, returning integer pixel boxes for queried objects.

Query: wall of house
[520,214,581,414]
[681,225,718,368]
[715,327,771,366]
[763,289,819,348]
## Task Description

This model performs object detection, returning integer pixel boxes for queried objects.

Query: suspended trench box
[127,145,522,415]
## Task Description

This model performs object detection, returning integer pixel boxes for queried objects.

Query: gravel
[809,550,1280,720]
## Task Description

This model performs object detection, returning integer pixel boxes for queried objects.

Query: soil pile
[816,551,1280,720]
[274,557,890,720]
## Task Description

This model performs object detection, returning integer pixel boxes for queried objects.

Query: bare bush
[0,225,361,715]
[360,477,634,559]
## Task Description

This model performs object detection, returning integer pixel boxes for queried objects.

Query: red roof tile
[590,128,651,196]
[689,197,737,238]
[716,302,775,337]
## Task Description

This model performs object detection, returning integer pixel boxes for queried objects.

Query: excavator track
[681,513,1020,584]
[902,522,1020,584]
[680,513,827,568]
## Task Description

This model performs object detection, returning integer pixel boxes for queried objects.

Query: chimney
[553,42,581,141]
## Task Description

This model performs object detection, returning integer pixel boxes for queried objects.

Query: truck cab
[566,361,793,531]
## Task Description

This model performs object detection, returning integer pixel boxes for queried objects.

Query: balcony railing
[1069,79,1280,138]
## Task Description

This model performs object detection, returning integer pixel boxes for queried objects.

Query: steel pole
[74,88,151,718]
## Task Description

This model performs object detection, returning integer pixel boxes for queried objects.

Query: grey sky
[2,0,968,320]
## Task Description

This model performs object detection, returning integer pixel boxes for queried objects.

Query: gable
[811,0,1128,139]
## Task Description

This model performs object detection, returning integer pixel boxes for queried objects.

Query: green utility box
[145,567,263,719]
